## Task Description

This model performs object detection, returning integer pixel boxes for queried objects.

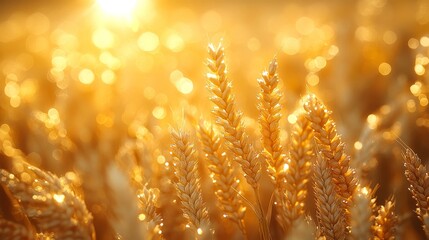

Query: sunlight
[97,0,137,17]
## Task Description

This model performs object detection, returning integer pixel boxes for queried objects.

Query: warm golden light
[53,194,65,203]
[92,28,114,49]
[367,114,379,130]
[287,114,298,124]
[97,0,137,17]
[378,62,391,76]
[1,1,429,239]
[354,141,363,150]
[79,69,95,85]
[138,32,160,52]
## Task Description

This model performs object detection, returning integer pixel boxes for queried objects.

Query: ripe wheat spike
[313,152,347,240]
[170,129,211,238]
[206,42,261,190]
[403,148,429,237]
[257,57,285,186]
[198,120,247,235]
[303,94,357,224]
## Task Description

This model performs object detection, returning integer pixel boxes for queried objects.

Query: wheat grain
[313,152,347,240]
[206,42,261,190]
[403,148,429,237]
[198,120,247,235]
[170,128,211,238]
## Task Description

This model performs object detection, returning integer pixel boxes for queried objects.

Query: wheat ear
[278,113,313,232]
[170,129,211,238]
[137,185,164,239]
[372,198,397,240]
[402,148,429,237]
[206,42,261,190]
[207,42,272,240]
[313,152,347,240]
[257,57,285,186]
[198,120,247,235]
[303,94,357,223]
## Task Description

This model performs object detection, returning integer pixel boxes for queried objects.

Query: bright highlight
[97,0,137,17]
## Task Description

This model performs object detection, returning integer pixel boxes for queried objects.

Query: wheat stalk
[198,120,247,235]
[303,94,357,224]
[351,185,376,240]
[402,148,429,237]
[106,164,147,240]
[277,113,313,233]
[372,198,397,240]
[257,57,285,186]
[170,128,211,238]
[206,42,261,190]
[313,151,347,240]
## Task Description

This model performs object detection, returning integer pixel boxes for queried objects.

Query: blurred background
[1,0,429,239]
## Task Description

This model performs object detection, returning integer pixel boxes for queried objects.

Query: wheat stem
[351,185,376,240]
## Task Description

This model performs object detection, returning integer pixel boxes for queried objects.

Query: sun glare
[97,0,137,17]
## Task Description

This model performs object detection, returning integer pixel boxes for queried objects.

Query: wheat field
[1,0,429,239]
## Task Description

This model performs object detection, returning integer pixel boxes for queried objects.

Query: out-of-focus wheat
[170,129,211,238]
[198,120,247,235]
[106,164,147,240]
[278,113,313,232]
[0,161,95,239]
[0,219,32,239]
[351,185,376,240]
[137,185,164,239]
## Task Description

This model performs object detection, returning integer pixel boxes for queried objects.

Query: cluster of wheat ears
[0,42,428,240]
